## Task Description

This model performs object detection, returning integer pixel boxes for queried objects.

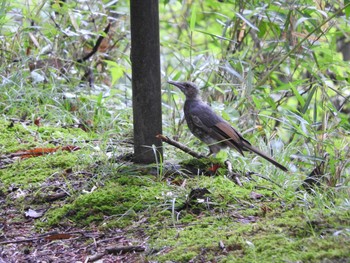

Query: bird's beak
[168,80,184,91]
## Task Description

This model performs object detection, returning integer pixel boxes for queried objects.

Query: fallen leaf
[25,208,45,219]
[12,145,81,159]
[208,163,221,173]
[34,117,41,127]
[44,233,75,241]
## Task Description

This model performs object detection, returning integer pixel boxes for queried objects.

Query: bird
[168,80,288,172]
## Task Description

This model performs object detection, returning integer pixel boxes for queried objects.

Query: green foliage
[161,0,349,187]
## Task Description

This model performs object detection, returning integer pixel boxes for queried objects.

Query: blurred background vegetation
[0,0,349,185]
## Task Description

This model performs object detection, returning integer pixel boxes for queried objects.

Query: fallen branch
[156,134,205,159]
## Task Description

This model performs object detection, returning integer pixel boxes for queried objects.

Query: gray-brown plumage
[168,80,288,172]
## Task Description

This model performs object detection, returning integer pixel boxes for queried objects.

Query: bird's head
[168,80,201,100]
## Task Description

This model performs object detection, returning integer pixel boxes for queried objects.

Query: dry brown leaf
[34,117,41,127]
[44,233,75,241]
[13,145,81,159]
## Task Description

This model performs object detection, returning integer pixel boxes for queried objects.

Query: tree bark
[130,0,163,163]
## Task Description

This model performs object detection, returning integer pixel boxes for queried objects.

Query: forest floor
[0,118,349,262]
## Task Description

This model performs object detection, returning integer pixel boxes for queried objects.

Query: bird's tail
[243,142,288,172]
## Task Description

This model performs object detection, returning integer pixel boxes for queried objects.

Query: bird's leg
[208,145,221,157]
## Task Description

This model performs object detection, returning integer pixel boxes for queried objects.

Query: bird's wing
[214,122,247,145]
[191,115,209,130]
[212,121,247,155]
[189,106,247,155]
[188,102,223,126]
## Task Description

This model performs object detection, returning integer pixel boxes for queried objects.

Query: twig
[44,192,68,202]
[225,160,242,186]
[0,237,40,245]
[86,252,105,262]
[0,230,95,245]
[106,245,145,254]
[156,134,205,159]
[77,23,111,63]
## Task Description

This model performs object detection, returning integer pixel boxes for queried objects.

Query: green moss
[43,177,173,227]
[0,119,97,188]
[0,120,94,154]
[35,125,96,141]
[146,189,350,262]
[0,152,79,186]
[0,120,37,153]
[148,209,350,262]
[148,217,242,262]
[180,213,195,223]
[243,233,350,262]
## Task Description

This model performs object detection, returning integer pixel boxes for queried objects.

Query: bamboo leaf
[301,85,318,114]
[290,85,305,108]
[235,12,259,32]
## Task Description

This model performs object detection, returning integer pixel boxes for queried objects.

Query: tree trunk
[130,0,163,163]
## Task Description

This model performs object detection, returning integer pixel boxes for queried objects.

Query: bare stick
[77,23,111,63]
[156,134,205,159]
[225,160,242,186]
